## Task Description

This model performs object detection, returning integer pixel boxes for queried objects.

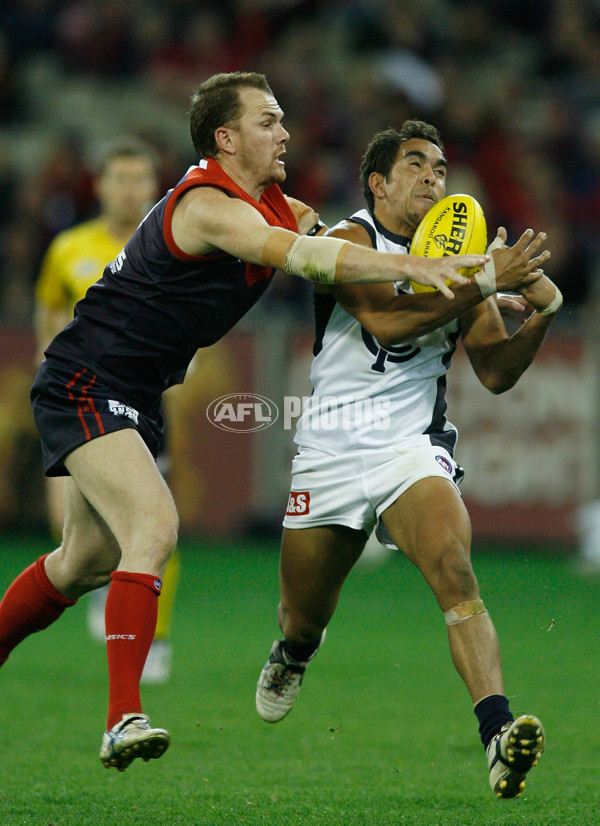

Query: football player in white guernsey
[256,121,562,799]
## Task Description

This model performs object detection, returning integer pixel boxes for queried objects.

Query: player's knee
[144,505,179,564]
[158,521,179,563]
[434,546,478,603]
[77,569,113,591]
[46,547,116,596]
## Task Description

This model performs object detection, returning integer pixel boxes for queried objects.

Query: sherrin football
[409,194,487,293]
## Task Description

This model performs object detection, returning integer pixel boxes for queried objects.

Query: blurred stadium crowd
[1,0,599,327]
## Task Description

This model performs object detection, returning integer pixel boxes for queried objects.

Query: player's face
[229,87,290,189]
[380,139,447,236]
[97,156,159,228]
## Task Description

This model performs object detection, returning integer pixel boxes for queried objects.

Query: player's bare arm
[327,220,484,344]
[459,272,562,394]
[171,187,486,290]
[328,224,550,347]
[339,241,484,294]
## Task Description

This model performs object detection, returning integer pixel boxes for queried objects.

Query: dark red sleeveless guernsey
[44,158,297,409]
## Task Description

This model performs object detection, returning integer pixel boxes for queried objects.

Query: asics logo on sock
[105,634,137,640]
[154,579,162,591]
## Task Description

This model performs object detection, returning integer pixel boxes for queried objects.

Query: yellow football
[409,194,487,293]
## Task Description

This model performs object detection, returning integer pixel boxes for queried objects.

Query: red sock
[0,554,76,665]
[105,571,162,730]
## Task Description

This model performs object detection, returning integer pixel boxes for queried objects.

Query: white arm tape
[284,235,348,284]
[537,285,563,316]
[474,234,504,299]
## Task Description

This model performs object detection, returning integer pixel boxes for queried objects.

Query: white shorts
[282,442,463,549]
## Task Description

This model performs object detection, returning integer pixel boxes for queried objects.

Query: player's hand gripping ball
[409,194,487,293]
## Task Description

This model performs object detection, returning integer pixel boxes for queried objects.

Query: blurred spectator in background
[1,0,596,317]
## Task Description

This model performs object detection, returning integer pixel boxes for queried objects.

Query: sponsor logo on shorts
[286,491,310,515]
[108,399,139,424]
[435,455,452,474]
[206,394,279,432]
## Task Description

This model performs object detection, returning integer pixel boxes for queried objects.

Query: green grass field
[0,534,599,825]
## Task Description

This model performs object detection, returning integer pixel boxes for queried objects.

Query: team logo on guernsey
[286,491,310,515]
[360,327,421,373]
[206,393,279,432]
[108,249,126,273]
[435,455,452,475]
[108,400,139,424]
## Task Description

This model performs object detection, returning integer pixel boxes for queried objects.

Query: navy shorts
[31,357,164,477]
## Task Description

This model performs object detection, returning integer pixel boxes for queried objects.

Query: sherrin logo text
[443,201,470,255]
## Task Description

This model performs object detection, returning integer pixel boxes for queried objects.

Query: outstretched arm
[170,187,485,296]
[326,222,549,346]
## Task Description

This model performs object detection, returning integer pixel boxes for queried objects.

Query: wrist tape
[284,235,348,284]
[537,286,563,316]
[474,234,504,299]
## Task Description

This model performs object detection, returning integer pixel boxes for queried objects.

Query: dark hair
[359,121,444,212]
[189,72,274,159]
[95,136,160,177]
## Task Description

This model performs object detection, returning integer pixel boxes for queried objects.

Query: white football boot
[100,713,170,771]
[256,631,326,722]
[486,714,545,798]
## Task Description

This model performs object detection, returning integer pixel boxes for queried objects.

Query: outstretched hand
[407,254,490,300]
[492,227,551,293]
